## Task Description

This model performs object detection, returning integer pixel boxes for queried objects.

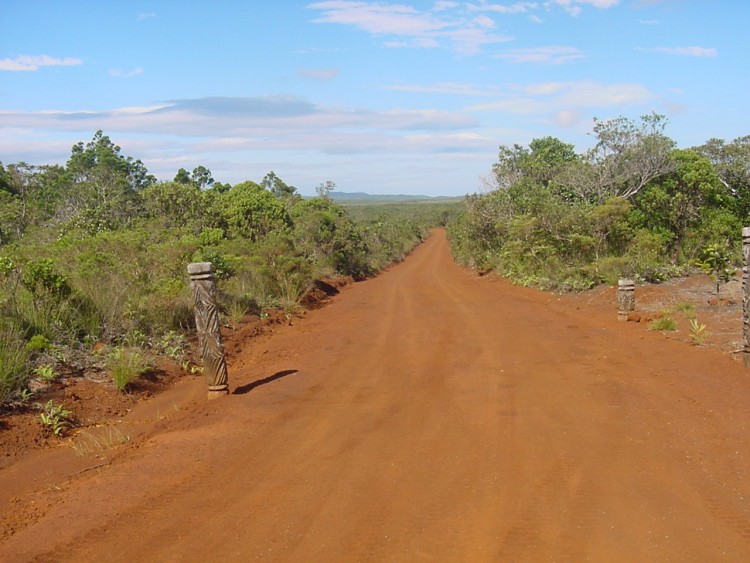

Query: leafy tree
[494,137,578,194]
[174,168,192,185]
[192,166,214,189]
[67,130,155,191]
[0,162,11,194]
[632,149,728,257]
[0,163,68,240]
[291,197,369,277]
[262,171,297,199]
[580,113,676,202]
[219,181,291,241]
[315,180,336,199]
[174,166,215,189]
[696,136,750,219]
[141,181,204,229]
[62,131,155,232]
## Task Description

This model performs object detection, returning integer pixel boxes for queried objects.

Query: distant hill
[327,191,463,204]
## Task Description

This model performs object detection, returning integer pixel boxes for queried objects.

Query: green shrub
[39,400,74,436]
[649,316,678,331]
[107,347,150,392]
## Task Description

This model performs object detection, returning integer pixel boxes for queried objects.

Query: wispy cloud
[137,12,157,21]
[552,0,620,16]
[109,67,144,78]
[467,2,539,15]
[0,55,82,72]
[0,96,477,140]
[308,1,512,55]
[297,68,340,81]
[638,19,659,25]
[385,82,502,96]
[467,80,654,125]
[433,1,459,11]
[644,46,718,57]
[496,45,585,64]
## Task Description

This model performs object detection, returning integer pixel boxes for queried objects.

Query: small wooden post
[742,228,750,367]
[188,262,229,399]
[617,279,635,321]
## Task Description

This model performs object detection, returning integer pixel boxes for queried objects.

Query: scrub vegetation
[449,114,750,293]
[0,131,457,406]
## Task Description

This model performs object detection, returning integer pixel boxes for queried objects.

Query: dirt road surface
[3,229,750,562]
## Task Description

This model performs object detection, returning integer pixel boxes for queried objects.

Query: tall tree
[262,171,297,199]
[63,131,154,232]
[580,113,676,202]
[695,136,750,219]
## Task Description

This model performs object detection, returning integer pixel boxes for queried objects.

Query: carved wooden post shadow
[188,262,230,398]
[742,228,750,367]
[617,278,635,321]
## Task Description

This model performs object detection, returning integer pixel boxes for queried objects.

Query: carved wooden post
[617,279,635,321]
[188,262,229,399]
[742,228,750,367]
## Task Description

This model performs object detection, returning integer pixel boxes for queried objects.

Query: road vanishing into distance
[2,229,750,561]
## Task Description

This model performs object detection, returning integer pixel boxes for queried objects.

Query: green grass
[649,315,678,332]
[106,347,150,392]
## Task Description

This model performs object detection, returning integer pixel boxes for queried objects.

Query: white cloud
[297,68,340,80]
[308,1,512,55]
[433,1,459,11]
[0,55,82,72]
[467,2,539,14]
[554,109,581,126]
[0,96,478,143]
[137,12,157,21]
[384,82,502,96]
[647,46,718,58]
[552,81,653,106]
[109,67,144,78]
[548,0,619,16]
[497,45,585,64]
[552,0,619,8]
[467,80,654,123]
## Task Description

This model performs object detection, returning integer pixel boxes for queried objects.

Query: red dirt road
[3,229,750,561]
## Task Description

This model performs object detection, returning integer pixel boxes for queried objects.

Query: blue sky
[0,0,747,196]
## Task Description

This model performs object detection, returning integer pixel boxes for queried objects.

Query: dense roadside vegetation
[449,114,749,292]
[0,131,456,406]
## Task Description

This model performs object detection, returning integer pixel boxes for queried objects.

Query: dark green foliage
[221,181,291,241]
[450,119,749,291]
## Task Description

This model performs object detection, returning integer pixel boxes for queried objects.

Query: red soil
[2,229,750,561]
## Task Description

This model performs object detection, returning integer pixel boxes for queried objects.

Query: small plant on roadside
[155,330,188,361]
[649,315,678,332]
[34,365,56,381]
[694,244,736,299]
[70,426,130,456]
[226,298,250,325]
[106,347,150,392]
[689,318,708,345]
[674,302,696,319]
[25,334,51,352]
[39,400,74,436]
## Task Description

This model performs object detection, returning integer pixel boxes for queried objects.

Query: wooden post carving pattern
[188,262,229,398]
[617,279,635,321]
